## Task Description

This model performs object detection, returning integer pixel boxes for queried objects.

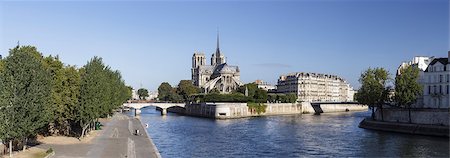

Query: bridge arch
[123,103,185,115]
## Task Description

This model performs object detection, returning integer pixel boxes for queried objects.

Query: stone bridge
[123,103,185,115]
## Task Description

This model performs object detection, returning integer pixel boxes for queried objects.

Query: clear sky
[1,0,448,91]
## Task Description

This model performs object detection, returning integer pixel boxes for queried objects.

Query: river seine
[135,107,449,157]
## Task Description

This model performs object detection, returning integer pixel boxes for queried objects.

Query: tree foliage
[355,67,390,120]
[199,93,250,103]
[44,56,81,135]
[236,83,268,103]
[0,46,131,151]
[395,65,422,123]
[247,103,267,115]
[176,80,200,101]
[77,57,129,137]
[0,46,51,144]
[268,93,297,103]
[137,88,149,100]
[395,65,422,107]
[158,82,173,101]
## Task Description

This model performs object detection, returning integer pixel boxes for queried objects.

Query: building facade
[421,52,449,108]
[254,80,276,91]
[277,72,354,102]
[397,56,433,75]
[191,34,243,93]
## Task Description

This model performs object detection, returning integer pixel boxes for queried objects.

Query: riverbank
[4,113,160,158]
[135,116,162,158]
[359,118,449,137]
[358,107,450,137]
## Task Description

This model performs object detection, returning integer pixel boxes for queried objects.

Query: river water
[135,107,449,157]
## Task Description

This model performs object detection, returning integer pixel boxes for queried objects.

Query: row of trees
[355,65,422,122]
[157,81,297,104]
[0,46,131,152]
[158,80,201,103]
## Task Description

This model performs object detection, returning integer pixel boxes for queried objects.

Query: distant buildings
[397,56,433,75]
[148,91,158,100]
[397,52,449,108]
[131,89,158,100]
[131,89,139,100]
[277,72,354,102]
[421,52,449,108]
[254,80,276,91]
[191,34,243,93]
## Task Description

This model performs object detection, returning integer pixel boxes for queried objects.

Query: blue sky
[1,0,448,91]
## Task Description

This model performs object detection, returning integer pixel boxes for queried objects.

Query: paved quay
[38,113,160,158]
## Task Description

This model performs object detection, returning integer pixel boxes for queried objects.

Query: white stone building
[254,80,276,91]
[397,56,433,75]
[277,72,354,102]
[131,89,139,100]
[148,91,158,100]
[421,52,449,108]
[191,34,243,93]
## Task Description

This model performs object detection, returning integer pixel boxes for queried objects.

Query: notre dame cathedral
[191,34,243,94]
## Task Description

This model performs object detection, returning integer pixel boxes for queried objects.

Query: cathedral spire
[216,29,220,55]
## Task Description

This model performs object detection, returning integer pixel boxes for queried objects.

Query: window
[439,85,442,94]
[447,85,449,94]
[440,75,443,83]
[447,74,449,82]
[434,85,437,94]
[428,85,431,94]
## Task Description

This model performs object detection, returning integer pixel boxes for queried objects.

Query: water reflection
[135,107,449,157]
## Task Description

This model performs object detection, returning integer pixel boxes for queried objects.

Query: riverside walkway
[38,113,160,158]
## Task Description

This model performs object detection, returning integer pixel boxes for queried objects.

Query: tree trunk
[408,105,412,123]
[9,140,12,158]
[380,105,384,121]
[22,137,27,151]
[371,106,375,120]
[80,121,89,139]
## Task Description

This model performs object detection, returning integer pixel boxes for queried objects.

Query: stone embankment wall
[359,119,449,137]
[374,108,449,126]
[301,102,367,114]
[183,103,302,119]
[359,108,449,137]
[176,102,366,119]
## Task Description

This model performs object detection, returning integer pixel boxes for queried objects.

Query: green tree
[43,56,66,135]
[286,93,298,103]
[125,86,133,100]
[176,80,200,102]
[355,67,390,121]
[395,65,422,123]
[237,83,268,103]
[59,66,81,135]
[0,58,4,72]
[247,103,267,115]
[0,46,51,150]
[137,88,149,100]
[78,57,106,138]
[158,82,173,102]
[169,92,184,103]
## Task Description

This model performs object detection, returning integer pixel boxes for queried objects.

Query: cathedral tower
[192,52,206,68]
[192,52,206,86]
